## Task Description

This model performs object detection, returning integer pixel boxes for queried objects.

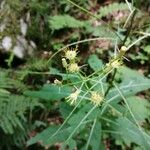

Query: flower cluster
[62,46,79,73]
[65,45,127,107]
[106,59,122,69]
[90,91,104,106]
[106,46,127,69]
[66,89,81,105]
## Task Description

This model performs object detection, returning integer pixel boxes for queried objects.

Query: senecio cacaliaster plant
[64,45,127,107]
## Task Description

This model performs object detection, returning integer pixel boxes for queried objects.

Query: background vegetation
[0,0,150,150]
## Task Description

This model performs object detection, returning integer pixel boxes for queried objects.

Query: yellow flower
[66,89,80,105]
[90,91,104,106]
[65,50,77,60]
[68,63,79,73]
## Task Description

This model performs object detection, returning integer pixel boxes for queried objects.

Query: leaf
[0,92,42,134]
[24,84,73,100]
[88,54,103,71]
[27,123,77,149]
[59,102,73,119]
[68,104,100,126]
[85,23,116,38]
[111,117,150,149]
[88,120,101,150]
[144,45,150,54]
[107,67,150,100]
[98,2,129,18]
[27,125,70,145]
[48,15,84,30]
[125,96,150,122]
[49,67,81,84]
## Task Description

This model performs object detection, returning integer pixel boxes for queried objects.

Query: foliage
[0,92,42,134]
[0,0,150,150]
[49,15,84,30]
[98,2,129,19]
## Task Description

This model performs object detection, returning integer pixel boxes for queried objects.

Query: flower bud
[68,63,79,73]
[66,89,80,105]
[120,46,127,52]
[90,91,104,106]
[65,50,77,60]
[62,58,68,68]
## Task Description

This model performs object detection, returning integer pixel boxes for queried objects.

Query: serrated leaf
[125,96,150,122]
[24,84,73,100]
[27,124,77,149]
[111,117,150,149]
[59,102,73,119]
[98,3,129,18]
[108,67,150,100]
[85,23,116,38]
[48,15,84,30]
[27,125,70,145]
[89,120,101,150]
[144,45,150,54]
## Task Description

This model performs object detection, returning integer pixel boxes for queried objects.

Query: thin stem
[122,9,137,45]
[47,37,114,64]
[113,82,150,147]
[85,118,97,150]
[47,68,113,142]
[66,0,122,41]
[125,0,133,12]
[127,34,150,50]
[104,69,117,96]
[66,0,99,20]
[123,9,135,28]
[64,105,97,143]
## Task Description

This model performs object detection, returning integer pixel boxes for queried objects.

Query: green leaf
[27,125,70,145]
[88,54,103,71]
[85,23,116,38]
[125,96,150,122]
[108,67,150,100]
[0,92,42,134]
[48,15,84,30]
[89,120,101,150]
[68,104,100,126]
[49,67,81,84]
[24,84,72,101]
[111,117,150,149]
[98,2,129,18]
[144,45,150,54]
[59,102,73,119]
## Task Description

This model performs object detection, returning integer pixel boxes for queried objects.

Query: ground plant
[0,0,150,150]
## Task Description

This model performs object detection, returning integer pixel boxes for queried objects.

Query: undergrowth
[0,0,150,150]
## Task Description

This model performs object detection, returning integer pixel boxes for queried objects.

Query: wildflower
[68,63,79,73]
[106,59,122,69]
[120,46,127,52]
[66,89,80,105]
[111,60,122,68]
[90,91,104,106]
[62,58,68,68]
[65,50,77,60]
